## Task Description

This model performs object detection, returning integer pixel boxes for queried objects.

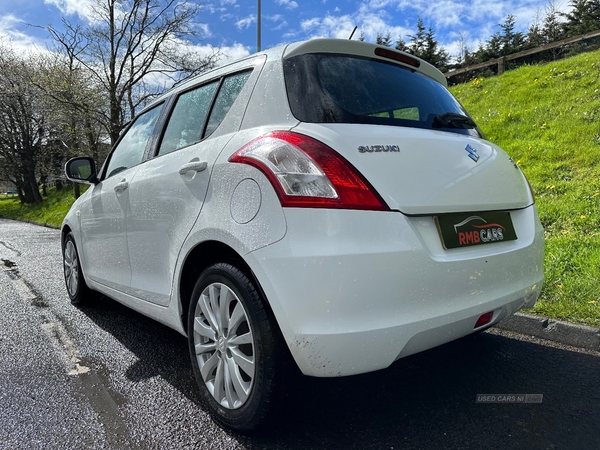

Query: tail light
[229,131,389,211]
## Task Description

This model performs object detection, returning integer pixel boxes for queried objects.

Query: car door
[79,104,164,290]
[125,71,253,305]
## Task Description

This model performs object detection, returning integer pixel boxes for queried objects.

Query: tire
[187,262,288,432]
[62,232,96,305]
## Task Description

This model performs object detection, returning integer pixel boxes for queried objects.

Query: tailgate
[292,123,532,215]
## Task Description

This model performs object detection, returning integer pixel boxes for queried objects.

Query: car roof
[282,39,447,87]
[160,38,446,103]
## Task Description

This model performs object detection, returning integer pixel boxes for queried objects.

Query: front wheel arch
[62,230,97,305]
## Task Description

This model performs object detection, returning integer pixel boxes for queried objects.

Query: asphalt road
[1,218,599,450]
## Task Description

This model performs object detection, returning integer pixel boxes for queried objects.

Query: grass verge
[0,186,82,229]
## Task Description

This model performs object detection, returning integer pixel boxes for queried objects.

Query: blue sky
[0,0,573,64]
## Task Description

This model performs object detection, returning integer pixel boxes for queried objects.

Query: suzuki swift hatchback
[62,38,544,431]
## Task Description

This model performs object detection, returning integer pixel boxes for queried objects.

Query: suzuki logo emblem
[465,144,479,162]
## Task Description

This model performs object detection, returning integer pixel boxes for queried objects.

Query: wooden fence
[444,29,600,79]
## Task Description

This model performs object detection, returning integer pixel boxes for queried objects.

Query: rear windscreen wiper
[432,112,477,129]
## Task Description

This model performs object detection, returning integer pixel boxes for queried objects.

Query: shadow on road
[79,296,600,450]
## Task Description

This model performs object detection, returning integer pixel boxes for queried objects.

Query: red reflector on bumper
[475,311,494,328]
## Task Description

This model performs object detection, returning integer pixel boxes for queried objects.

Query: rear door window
[205,71,252,138]
[158,81,219,156]
[157,70,252,156]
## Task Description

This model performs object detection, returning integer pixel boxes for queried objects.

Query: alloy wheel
[192,282,255,409]
[63,240,79,297]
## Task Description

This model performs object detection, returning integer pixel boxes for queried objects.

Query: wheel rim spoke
[226,354,251,404]
[230,347,254,377]
[69,271,78,295]
[228,302,245,332]
[228,331,253,346]
[198,289,219,334]
[64,241,79,296]
[194,341,216,355]
[213,357,226,403]
[219,287,233,333]
[223,358,236,407]
[193,316,216,342]
[200,351,219,381]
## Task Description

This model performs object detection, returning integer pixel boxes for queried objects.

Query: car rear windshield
[283,53,482,138]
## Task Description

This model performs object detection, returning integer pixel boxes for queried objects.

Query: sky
[0,0,573,65]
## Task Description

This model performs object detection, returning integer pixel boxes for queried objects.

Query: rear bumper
[246,206,544,377]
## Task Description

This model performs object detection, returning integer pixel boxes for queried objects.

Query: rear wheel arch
[179,241,277,337]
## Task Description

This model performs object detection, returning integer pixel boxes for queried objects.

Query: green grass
[451,51,600,327]
[0,186,84,228]
[1,51,599,327]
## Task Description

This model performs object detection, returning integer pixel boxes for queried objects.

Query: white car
[62,38,544,431]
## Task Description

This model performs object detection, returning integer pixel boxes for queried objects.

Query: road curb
[496,312,600,352]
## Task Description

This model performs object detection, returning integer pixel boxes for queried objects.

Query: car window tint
[105,104,163,178]
[284,54,482,137]
[158,81,219,156]
[204,71,252,138]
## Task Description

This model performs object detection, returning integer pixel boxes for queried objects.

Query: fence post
[498,57,506,75]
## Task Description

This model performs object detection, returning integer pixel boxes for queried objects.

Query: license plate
[435,212,517,249]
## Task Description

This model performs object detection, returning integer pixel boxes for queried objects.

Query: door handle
[179,161,208,175]
[114,180,129,193]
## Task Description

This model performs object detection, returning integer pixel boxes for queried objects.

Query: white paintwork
[124,135,230,305]
[62,38,545,380]
[230,179,262,224]
[78,166,140,289]
[244,206,543,376]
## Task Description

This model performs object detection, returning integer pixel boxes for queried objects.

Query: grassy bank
[0,186,81,228]
[451,50,600,327]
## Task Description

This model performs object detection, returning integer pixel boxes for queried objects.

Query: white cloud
[300,6,412,43]
[266,14,289,31]
[195,22,212,38]
[216,42,252,65]
[44,0,95,21]
[173,41,250,68]
[272,21,289,31]
[201,4,224,14]
[300,18,321,32]
[276,0,299,10]
[236,15,256,30]
[0,14,48,54]
[267,14,285,22]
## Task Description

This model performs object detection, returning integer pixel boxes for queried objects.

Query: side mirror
[65,157,100,185]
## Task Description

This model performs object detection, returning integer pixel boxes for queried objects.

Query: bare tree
[543,0,567,44]
[34,51,109,198]
[455,31,471,67]
[0,44,46,204]
[46,0,219,145]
